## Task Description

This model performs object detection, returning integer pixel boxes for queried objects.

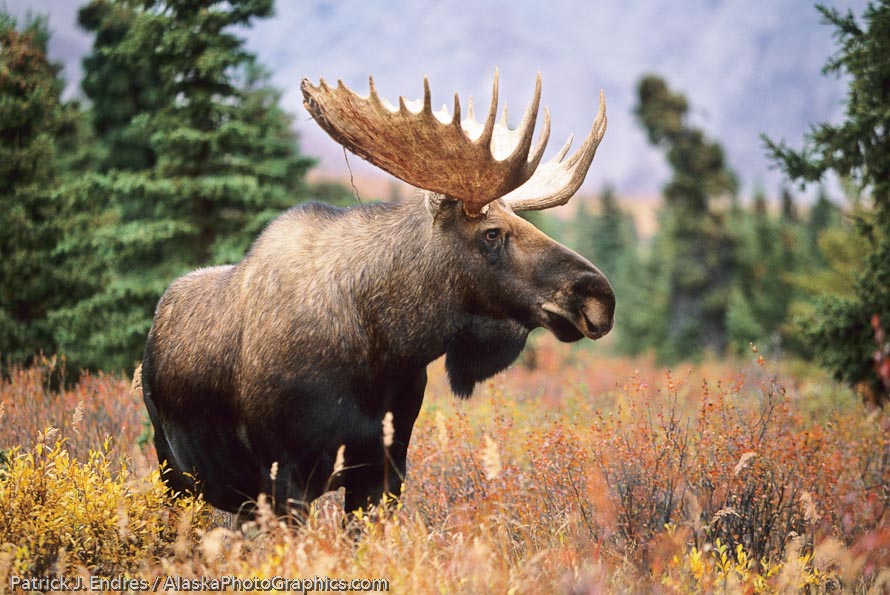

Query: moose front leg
[342,370,426,514]
[344,447,407,512]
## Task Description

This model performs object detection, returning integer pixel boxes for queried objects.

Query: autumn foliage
[1,342,889,593]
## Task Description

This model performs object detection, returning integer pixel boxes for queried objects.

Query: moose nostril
[576,272,614,299]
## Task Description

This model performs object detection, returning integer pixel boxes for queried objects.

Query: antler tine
[531,106,553,166]
[451,92,461,125]
[301,72,563,215]
[553,132,574,162]
[567,93,607,168]
[486,72,548,164]
[503,90,607,212]
[368,75,380,105]
[422,77,432,114]
[514,73,548,172]
[476,68,500,149]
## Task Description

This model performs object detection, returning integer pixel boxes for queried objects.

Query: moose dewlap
[141,71,614,516]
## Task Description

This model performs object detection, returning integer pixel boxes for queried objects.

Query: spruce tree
[77,0,162,171]
[0,13,83,366]
[634,75,738,361]
[581,186,635,278]
[726,188,799,354]
[66,0,315,371]
[780,187,799,223]
[807,188,840,255]
[764,1,890,405]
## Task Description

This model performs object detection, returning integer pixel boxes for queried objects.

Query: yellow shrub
[1,350,886,594]
[660,536,842,594]
[0,432,210,579]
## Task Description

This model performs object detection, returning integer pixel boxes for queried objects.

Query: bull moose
[141,71,614,517]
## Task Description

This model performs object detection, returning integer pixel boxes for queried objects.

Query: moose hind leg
[143,392,197,497]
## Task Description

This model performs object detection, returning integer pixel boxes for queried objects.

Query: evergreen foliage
[0,0,879,386]
[764,1,890,404]
[0,1,323,374]
[807,188,841,256]
[0,13,86,367]
[725,188,800,354]
[780,188,799,223]
[77,0,162,172]
[634,75,739,361]
[56,0,316,371]
[569,186,636,278]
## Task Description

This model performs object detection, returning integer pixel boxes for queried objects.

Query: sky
[7,0,869,203]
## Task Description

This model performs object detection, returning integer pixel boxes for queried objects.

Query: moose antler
[502,91,607,212]
[301,71,606,215]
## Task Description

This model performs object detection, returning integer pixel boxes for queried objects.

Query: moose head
[142,71,614,517]
[302,70,613,346]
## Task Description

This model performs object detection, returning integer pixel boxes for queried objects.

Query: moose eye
[484,228,501,242]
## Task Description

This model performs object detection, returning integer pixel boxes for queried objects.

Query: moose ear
[425,192,491,224]
[444,318,528,399]
[424,192,459,221]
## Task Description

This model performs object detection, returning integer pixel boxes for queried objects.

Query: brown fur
[142,194,614,515]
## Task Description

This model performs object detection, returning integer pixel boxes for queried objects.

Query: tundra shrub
[0,435,210,579]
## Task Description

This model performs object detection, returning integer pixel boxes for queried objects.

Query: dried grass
[1,340,888,592]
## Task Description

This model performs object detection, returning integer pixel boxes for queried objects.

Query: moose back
[141,71,614,516]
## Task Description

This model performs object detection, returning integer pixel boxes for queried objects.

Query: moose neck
[351,199,465,365]
[352,199,529,395]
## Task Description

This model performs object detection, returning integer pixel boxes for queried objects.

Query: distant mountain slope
[11,0,867,201]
